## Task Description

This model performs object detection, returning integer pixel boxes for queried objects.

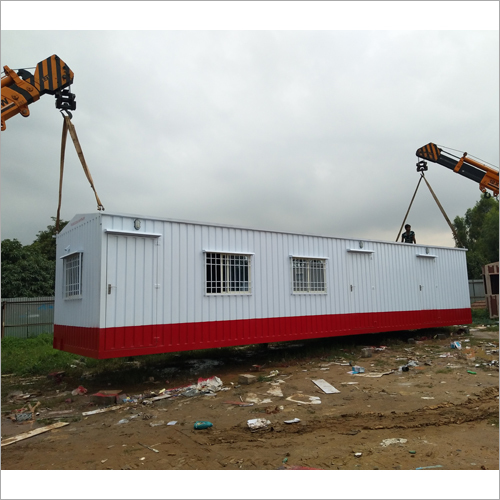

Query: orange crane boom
[416,142,498,197]
[1,54,75,131]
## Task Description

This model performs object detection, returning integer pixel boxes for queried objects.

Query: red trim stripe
[54,308,472,359]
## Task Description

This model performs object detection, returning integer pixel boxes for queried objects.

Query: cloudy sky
[1,3,498,254]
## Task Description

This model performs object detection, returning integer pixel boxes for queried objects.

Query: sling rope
[420,173,463,248]
[395,173,424,242]
[396,172,464,248]
[56,114,104,233]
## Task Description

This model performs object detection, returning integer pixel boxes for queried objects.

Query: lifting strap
[395,173,424,242]
[396,172,464,248]
[56,115,104,233]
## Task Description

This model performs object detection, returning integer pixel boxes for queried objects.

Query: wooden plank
[312,379,340,394]
[1,422,69,447]
[82,405,121,416]
[147,394,172,402]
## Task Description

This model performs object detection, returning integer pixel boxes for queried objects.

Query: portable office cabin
[54,212,472,359]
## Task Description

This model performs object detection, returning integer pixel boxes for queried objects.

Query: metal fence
[1,297,55,339]
[469,279,486,302]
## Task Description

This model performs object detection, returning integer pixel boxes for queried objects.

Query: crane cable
[56,114,104,233]
[396,172,464,248]
[396,173,424,243]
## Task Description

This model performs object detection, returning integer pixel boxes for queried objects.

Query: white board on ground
[312,379,340,394]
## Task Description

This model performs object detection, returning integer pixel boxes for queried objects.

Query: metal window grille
[64,253,82,298]
[206,253,251,294]
[292,258,326,293]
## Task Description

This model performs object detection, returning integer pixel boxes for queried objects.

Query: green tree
[1,239,55,297]
[452,194,499,279]
[31,217,69,262]
[1,218,69,298]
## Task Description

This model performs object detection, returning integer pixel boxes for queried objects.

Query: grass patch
[1,334,81,376]
[471,308,498,326]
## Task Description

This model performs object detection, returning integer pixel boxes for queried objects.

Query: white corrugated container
[54,212,471,358]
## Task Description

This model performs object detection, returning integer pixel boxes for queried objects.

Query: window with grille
[205,252,251,294]
[63,253,83,298]
[291,257,326,293]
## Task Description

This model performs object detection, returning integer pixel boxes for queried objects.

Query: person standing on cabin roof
[401,224,416,244]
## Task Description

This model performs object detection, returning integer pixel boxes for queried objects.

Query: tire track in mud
[209,386,499,444]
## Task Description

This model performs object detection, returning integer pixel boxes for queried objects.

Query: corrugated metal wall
[54,213,103,328]
[96,214,470,327]
[53,212,472,358]
[1,297,55,338]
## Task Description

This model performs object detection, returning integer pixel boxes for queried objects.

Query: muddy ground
[1,327,499,499]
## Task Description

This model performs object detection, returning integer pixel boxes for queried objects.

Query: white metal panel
[56,211,471,330]
[54,213,102,328]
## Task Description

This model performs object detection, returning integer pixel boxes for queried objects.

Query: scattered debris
[353,371,394,378]
[416,465,443,470]
[223,401,254,407]
[250,364,264,372]
[139,442,159,453]
[246,393,273,404]
[361,348,373,358]
[91,390,122,406]
[267,384,284,397]
[82,406,121,417]
[348,366,365,375]
[145,394,172,403]
[194,421,213,429]
[149,420,164,427]
[239,374,257,385]
[1,422,69,447]
[37,409,75,421]
[286,394,321,405]
[284,418,301,424]
[312,379,340,394]
[450,341,462,350]
[117,395,138,404]
[247,418,271,431]
[354,452,363,458]
[197,376,223,393]
[380,438,408,447]
[71,385,88,396]
[167,421,177,426]
[117,419,129,425]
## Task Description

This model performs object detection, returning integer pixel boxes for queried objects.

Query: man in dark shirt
[401,224,416,244]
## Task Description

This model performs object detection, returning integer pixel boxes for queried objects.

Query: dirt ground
[1,326,499,498]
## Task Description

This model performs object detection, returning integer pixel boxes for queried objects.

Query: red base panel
[54,308,472,359]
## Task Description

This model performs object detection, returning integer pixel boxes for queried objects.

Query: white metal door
[105,235,158,331]
[418,258,438,312]
[348,252,375,314]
